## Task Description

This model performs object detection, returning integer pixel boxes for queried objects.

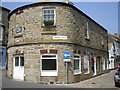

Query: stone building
[7,2,108,84]
[0,6,10,69]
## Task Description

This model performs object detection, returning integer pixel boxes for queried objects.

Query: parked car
[114,68,120,87]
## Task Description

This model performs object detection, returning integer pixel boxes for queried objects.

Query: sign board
[63,52,71,62]
[52,36,67,40]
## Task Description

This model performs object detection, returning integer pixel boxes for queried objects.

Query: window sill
[41,70,58,76]
[74,70,81,75]
[41,25,56,28]
[41,31,57,35]
[85,37,90,40]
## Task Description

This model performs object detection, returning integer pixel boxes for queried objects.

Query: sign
[63,52,71,62]
[52,36,67,40]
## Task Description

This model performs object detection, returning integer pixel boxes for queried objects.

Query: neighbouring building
[0,6,10,69]
[7,1,108,84]
[108,33,120,69]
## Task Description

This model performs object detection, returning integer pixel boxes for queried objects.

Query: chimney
[63,0,74,5]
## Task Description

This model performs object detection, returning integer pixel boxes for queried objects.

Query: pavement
[1,69,120,89]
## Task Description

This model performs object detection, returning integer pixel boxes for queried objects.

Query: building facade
[108,34,120,69]
[7,2,108,84]
[0,6,10,69]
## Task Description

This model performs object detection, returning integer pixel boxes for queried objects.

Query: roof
[108,34,120,43]
[8,2,107,32]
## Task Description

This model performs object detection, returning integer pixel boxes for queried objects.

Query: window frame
[40,54,58,76]
[83,55,90,74]
[83,20,89,39]
[14,55,24,67]
[42,8,56,26]
[102,57,106,70]
[74,54,81,75]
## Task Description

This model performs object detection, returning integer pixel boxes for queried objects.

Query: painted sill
[41,25,56,28]
[74,70,81,75]
[85,37,90,40]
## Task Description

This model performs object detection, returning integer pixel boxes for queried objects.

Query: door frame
[13,55,24,80]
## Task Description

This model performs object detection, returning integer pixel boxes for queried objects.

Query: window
[74,54,81,75]
[43,9,55,26]
[41,54,58,76]
[14,56,24,67]
[102,58,105,70]
[0,26,3,40]
[83,55,89,74]
[83,20,89,39]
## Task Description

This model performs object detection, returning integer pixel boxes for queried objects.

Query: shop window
[43,8,55,26]
[41,54,58,76]
[83,55,90,74]
[74,54,81,75]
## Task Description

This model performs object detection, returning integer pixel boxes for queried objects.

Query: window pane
[51,10,54,14]
[42,59,56,70]
[15,57,19,66]
[43,9,55,22]
[20,57,24,66]
[74,60,79,70]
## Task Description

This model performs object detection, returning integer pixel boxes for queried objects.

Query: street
[1,70,120,89]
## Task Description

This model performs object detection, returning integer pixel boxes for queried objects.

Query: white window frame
[83,55,90,74]
[0,26,3,41]
[40,54,58,76]
[74,54,81,75]
[42,8,56,26]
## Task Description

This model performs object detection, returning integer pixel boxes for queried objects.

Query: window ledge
[85,37,90,40]
[41,25,56,28]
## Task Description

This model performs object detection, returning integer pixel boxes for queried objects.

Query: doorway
[13,56,24,80]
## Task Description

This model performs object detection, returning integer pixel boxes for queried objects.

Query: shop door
[13,56,24,80]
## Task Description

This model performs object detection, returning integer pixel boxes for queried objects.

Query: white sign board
[52,36,67,40]
[63,59,71,62]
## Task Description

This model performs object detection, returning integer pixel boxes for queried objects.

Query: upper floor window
[43,9,55,26]
[0,26,4,40]
[83,20,89,39]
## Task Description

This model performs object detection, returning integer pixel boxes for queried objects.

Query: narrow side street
[1,69,120,89]
[66,70,118,88]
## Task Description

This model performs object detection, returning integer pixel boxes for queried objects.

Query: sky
[1,1,119,35]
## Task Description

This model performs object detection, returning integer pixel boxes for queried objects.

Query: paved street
[1,70,120,89]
